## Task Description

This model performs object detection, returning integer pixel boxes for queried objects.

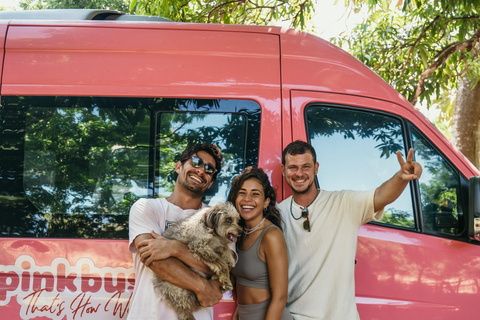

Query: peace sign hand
[396,148,422,181]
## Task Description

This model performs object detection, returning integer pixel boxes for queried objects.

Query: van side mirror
[468,176,480,241]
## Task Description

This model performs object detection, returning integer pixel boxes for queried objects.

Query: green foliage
[130,0,316,31]
[20,0,131,12]
[379,208,415,228]
[333,0,480,113]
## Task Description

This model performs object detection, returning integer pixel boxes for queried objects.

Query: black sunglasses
[190,156,217,175]
[301,207,311,232]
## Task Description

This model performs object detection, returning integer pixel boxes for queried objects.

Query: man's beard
[179,175,207,196]
[291,180,315,195]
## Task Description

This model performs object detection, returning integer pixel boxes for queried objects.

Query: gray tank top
[231,224,279,289]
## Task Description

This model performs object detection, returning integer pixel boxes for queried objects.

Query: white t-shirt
[127,198,212,320]
[278,189,383,320]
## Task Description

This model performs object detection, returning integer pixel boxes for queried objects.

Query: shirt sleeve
[343,189,384,226]
[128,198,162,253]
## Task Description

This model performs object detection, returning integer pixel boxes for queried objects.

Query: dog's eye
[226,218,232,223]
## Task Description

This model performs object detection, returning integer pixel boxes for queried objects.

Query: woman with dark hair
[228,167,293,320]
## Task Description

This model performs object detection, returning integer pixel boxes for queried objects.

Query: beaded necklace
[244,217,266,235]
[289,189,320,220]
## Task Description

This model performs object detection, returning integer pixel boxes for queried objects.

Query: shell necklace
[244,217,266,235]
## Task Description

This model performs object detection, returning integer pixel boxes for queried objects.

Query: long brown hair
[227,166,282,231]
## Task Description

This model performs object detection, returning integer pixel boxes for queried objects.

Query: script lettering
[23,289,65,316]
[70,293,100,319]
[104,291,131,318]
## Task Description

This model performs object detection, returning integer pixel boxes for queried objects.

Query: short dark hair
[227,166,282,231]
[282,140,317,165]
[178,143,223,181]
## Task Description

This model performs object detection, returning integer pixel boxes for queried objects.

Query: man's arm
[374,148,423,212]
[133,233,223,307]
[137,231,212,275]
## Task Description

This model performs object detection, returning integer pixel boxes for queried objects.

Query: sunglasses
[190,156,217,175]
[300,207,311,232]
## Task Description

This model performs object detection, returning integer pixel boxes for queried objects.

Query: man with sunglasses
[127,143,228,320]
[278,140,422,320]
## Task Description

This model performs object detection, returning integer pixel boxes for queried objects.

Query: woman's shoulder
[261,224,286,247]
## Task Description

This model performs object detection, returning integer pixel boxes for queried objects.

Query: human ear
[264,197,271,209]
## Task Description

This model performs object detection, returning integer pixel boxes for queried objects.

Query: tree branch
[289,0,310,29]
[207,0,245,23]
[401,15,441,73]
[411,26,480,105]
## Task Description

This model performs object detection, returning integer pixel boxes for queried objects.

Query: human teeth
[242,206,254,209]
[191,175,202,183]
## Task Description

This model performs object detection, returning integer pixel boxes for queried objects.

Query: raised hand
[396,148,422,181]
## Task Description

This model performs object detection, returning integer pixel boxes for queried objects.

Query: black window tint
[306,105,415,228]
[0,97,260,239]
[412,129,463,235]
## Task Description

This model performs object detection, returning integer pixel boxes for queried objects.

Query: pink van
[1,9,479,320]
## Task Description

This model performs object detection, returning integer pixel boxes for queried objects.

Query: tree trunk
[452,76,480,169]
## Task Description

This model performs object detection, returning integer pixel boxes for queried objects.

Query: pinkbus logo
[0,255,135,320]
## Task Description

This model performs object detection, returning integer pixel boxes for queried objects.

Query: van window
[0,96,260,239]
[412,129,464,235]
[306,105,415,228]
[157,110,247,203]
[23,105,150,238]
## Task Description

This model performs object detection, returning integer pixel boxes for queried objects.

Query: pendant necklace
[290,189,320,220]
[244,217,266,235]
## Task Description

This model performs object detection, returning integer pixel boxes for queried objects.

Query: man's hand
[137,231,176,267]
[374,148,423,212]
[195,279,223,307]
[396,148,423,181]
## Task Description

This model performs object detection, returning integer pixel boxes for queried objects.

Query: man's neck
[292,187,319,207]
[166,191,203,210]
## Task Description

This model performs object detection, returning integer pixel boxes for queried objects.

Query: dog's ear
[205,207,221,232]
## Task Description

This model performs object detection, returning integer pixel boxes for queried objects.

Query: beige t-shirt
[127,198,212,320]
[278,189,383,320]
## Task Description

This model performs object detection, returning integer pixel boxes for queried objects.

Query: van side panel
[0,22,7,94]
[2,26,279,98]
[0,24,283,320]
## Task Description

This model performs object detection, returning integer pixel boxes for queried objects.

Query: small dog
[153,201,242,320]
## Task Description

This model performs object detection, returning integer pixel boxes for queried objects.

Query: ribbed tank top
[231,224,279,289]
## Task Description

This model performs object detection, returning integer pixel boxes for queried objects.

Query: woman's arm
[261,227,290,320]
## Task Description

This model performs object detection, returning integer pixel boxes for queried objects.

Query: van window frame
[408,123,469,239]
[304,102,470,241]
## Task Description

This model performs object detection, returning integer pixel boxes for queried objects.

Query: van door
[290,90,480,319]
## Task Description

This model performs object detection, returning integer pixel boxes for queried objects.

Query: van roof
[0,9,172,22]
[0,9,412,111]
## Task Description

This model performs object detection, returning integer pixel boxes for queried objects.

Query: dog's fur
[153,202,242,320]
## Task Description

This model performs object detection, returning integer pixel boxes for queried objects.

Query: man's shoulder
[130,197,168,214]
[132,197,166,207]
[277,196,292,212]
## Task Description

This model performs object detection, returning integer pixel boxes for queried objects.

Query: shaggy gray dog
[153,201,242,320]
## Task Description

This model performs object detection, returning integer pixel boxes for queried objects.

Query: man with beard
[278,140,422,320]
[127,143,227,320]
